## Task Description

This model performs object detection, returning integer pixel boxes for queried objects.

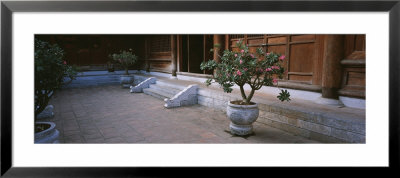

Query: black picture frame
[1,0,399,177]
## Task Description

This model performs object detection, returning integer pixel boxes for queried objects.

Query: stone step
[149,84,181,96]
[143,87,175,100]
[197,88,365,143]
[155,80,187,90]
[135,73,365,143]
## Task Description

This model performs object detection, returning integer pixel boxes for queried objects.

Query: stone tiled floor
[39,85,320,143]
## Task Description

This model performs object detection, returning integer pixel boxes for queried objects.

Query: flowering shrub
[35,39,77,118]
[200,40,290,105]
[109,49,138,75]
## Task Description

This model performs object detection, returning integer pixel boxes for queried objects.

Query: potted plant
[200,40,291,136]
[106,60,115,72]
[109,49,138,88]
[35,39,77,143]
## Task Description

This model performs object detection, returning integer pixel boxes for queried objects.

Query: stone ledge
[258,111,365,143]
[258,102,365,135]
[257,117,346,143]
[131,73,365,143]
[196,90,365,143]
[130,77,156,93]
[164,84,198,108]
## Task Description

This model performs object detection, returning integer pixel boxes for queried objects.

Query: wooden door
[229,34,323,85]
[179,35,212,74]
[188,35,204,74]
[148,35,172,72]
[339,35,366,98]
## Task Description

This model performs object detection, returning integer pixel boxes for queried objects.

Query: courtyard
[39,84,320,144]
[33,34,366,144]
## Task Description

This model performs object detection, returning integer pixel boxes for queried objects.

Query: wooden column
[171,35,177,76]
[321,35,345,99]
[177,35,181,72]
[225,35,230,50]
[213,35,223,63]
[144,37,150,72]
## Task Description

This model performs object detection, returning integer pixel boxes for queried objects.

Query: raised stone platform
[63,70,365,143]
[132,73,365,143]
[130,77,156,93]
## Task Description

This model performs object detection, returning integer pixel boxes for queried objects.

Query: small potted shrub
[200,40,291,136]
[107,60,115,72]
[35,39,77,143]
[109,49,138,88]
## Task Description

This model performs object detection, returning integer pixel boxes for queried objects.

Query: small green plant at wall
[200,40,290,105]
[109,49,138,75]
[35,39,77,118]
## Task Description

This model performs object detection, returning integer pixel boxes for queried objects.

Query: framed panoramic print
[1,0,399,177]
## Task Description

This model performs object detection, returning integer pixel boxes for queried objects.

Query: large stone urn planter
[120,75,134,88]
[227,101,259,136]
[34,122,60,143]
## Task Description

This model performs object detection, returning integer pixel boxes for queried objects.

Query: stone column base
[314,97,344,107]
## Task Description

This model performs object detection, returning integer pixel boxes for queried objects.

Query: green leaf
[205,78,213,86]
[277,89,291,102]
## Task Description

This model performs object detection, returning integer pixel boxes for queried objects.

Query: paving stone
[100,130,121,139]
[64,134,84,143]
[309,131,343,143]
[45,84,321,144]
[74,109,88,117]
[298,120,332,136]
[83,133,104,140]
[105,137,125,143]
[200,132,218,139]
[64,138,83,143]
[85,138,106,143]
[60,112,75,120]
[330,128,365,143]
[123,135,146,143]
[63,124,80,132]
[77,119,95,125]
[80,129,100,135]
[63,130,82,137]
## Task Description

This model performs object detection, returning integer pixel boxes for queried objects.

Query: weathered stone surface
[130,77,156,93]
[44,85,319,143]
[227,102,259,136]
[256,99,365,143]
[230,122,253,135]
[213,99,228,111]
[261,118,311,139]
[258,103,271,112]
[331,128,365,143]
[132,75,148,85]
[287,117,298,126]
[309,131,344,143]
[61,72,365,143]
[120,75,134,88]
[297,120,332,136]
[197,96,214,108]
[198,89,212,97]
[105,137,125,143]
[164,84,198,108]
[259,110,288,124]
[198,95,213,105]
